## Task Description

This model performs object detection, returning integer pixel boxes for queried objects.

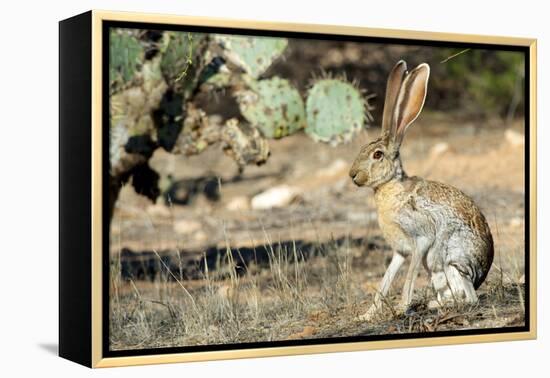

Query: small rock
[194,230,208,243]
[146,203,171,218]
[509,217,523,228]
[299,326,316,337]
[429,142,449,157]
[332,178,347,193]
[307,310,330,322]
[288,326,317,340]
[226,196,250,211]
[347,211,377,223]
[316,158,348,177]
[344,46,361,62]
[322,49,344,66]
[505,129,524,147]
[251,185,299,210]
[173,219,202,235]
[208,324,220,333]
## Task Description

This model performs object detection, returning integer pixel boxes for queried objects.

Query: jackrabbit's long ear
[391,63,430,148]
[381,60,407,136]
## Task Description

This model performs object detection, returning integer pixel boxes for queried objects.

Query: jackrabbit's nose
[349,167,358,178]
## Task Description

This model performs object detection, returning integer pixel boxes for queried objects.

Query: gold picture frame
[59,9,537,368]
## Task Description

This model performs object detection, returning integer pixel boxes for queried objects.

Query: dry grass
[109,221,525,350]
[110,231,367,349]
[109,118,526,351]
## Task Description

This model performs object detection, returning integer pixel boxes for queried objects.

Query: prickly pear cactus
[107,27,374,221]
[110,55,168,176]
[201,72,233,90]
[170,109,270,169]
[221,119,270,169]
[172,103,222,156]
[305,79,366,145]
[160,32,209,98]
[109,29,145,94]
[214,35,288,78]
[109,123,146,178]
[236,76,306,139]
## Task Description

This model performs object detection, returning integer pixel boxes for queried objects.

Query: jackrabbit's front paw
[356,305,379,322]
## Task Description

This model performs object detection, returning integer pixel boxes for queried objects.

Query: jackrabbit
[349,60,494,320]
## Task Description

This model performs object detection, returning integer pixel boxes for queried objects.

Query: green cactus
[107,27,374,217]
[172,103,220,156]
[221,118,270,169]
[204,72,235,89]
[109,29,144,93]
[214,35,288,78]
[109,55,168,175]
[236,76,306,139]
[110,56,167,134]
[305,79,366,145]
[160,32,209,98]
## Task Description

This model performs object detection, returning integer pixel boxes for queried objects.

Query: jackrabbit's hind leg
[428,270,447,309]
[429,265,477,309]
[445,264,478,304]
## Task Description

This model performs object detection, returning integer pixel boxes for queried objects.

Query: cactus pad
[109,55,168,176]
[236,76,306,139]
[221,119,270,169]
[305,79,365,145]
[109,29,144,93]
[160,32,208,97]
[110,57,168,135]
[214,35,288,78]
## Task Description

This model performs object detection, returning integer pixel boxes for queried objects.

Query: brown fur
[349,61,494,317]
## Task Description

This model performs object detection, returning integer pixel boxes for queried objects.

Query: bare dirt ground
[110,113,526,350]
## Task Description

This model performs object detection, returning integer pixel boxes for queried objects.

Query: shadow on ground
[117,235,390,281]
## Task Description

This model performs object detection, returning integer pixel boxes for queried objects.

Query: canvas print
[108,26,527,352]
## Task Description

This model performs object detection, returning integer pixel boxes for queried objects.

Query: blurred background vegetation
[108,29,526,216]
[438,49,524,119]
[269,40,525,122]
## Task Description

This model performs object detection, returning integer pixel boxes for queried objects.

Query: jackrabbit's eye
[373,150,383,160]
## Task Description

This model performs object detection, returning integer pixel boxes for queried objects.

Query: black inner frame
[102,20,531,358]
